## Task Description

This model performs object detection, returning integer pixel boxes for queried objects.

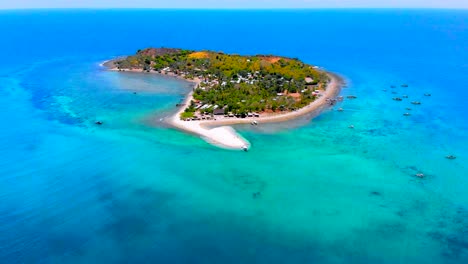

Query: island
[105,47,342,150]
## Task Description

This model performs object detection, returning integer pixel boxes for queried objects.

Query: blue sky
[1,0,467,9]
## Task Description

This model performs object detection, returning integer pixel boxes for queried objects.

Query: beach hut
[213,109,225,115]
[305,77,314,84]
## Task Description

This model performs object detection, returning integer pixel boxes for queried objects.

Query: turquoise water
[0,9,467,263]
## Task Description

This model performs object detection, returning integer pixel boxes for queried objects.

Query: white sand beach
[169,90,251,150]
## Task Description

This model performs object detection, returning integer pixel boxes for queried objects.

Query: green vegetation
[180,111,194,119]
[115,48,329,119]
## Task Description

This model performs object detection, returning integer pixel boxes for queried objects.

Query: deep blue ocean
[0,9,467,263]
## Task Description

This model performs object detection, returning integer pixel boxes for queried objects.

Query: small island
[106,48,342,150]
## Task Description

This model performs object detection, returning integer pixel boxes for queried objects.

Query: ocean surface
[0,9,467,263]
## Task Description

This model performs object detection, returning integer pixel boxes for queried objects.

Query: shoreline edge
[103,59,343,151]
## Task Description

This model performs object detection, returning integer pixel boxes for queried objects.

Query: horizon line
[1,7,467,11]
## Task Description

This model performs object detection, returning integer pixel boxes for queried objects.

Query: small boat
[403,113,411,116]
[242,146,248,152]
[251,120,258,126]
[411,101,421,105]
[391,91,397,94]
[349,125,354,129]
[347,95,357,99]
[424,93,431,96]
[401,84,409,87]
[382,89,387,92]
[393,97,402,101]
[402,95,409,98]
[326,98,337,105]
[445,155,456,160]
[95,121,103,125]
[416,173,425,178]
[406,107,412,110]
[337,108,344,112]
[390,85,396,88]
[252,191,261,199]
[337,96,344,101]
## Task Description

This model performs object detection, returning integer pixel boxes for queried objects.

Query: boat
[416,173,424,178]
[347,95,357,99]
[390,85,396,88]
[424,93,431,96]
[406,107,412,110]
[349,125,354,129]
[401,84,409,87]
[242,146,248,152]
[402,95,409,98]
[445,155,456,160]
[393,97,402,101]
[337,108,344,112]
[411,101,421,105]
[251,120,258,125]
[403,113,411,116]
[95,121,103,125]
[326,98,337,105]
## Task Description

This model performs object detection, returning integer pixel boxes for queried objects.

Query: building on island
[213,109,225,115]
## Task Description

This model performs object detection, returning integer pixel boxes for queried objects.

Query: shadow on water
[427,207,468,260]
